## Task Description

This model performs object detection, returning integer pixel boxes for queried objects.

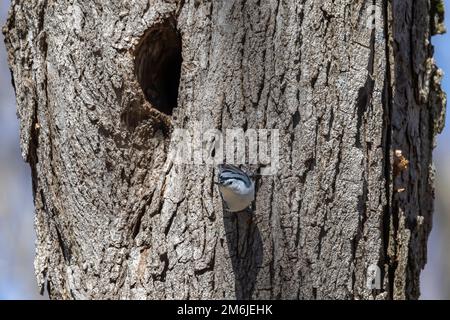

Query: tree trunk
[2,0,446,299]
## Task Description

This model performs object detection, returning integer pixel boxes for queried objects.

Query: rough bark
[2,0,446,299]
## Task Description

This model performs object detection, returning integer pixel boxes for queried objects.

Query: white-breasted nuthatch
[216,164,255,212]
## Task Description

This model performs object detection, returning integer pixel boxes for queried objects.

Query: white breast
[219,185,254,212]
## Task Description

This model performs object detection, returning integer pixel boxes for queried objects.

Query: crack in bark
[164,198,184,236]
[131,191,154,239]
[194,239,217,276]
[355,28,376,149]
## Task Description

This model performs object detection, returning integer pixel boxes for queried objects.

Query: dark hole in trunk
[135,20,182,115]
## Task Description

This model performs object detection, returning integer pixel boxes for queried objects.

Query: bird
[216,164,255,213]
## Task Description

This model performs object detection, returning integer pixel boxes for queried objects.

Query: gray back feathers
[218,164,252,188]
